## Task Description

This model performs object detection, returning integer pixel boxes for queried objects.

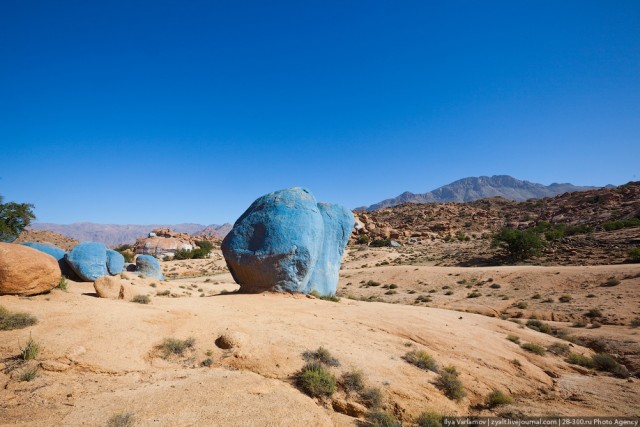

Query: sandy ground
[1,252,639,426]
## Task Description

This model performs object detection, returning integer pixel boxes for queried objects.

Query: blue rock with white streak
[135,255,164,280]
[222,187,354,296]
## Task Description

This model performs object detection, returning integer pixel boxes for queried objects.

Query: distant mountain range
[27,222,232,247]
[360,175,608,210]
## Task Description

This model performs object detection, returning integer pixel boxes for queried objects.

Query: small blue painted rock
[222,187,353,295]
[305,203,354,296]
[64,242,109,281]
[21,242,66,260]
[136,255,164,280]
[21,242,80,280]
[106,250,125,275]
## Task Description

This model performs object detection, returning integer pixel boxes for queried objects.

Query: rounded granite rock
[135,255,164,280]
[65,242,109,282]
[106,250,125,275]
[222,187,353,295]
[0,243,61,295]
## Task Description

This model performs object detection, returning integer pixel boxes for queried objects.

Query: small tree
[492,228,544,261]
[0,195,36,242]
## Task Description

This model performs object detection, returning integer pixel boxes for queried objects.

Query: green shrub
[486,390,513,407]
[131,295,150,304]
[417,411,443,427]
[558,295,572,303]
[515,301,528,309]
[360,387,383,408]
[302,346,340,367]
[547,342,570,356]
[341,370,365,393]
[0,306,37,330]
[436,366,465,401]
[526,319,552,334]
[585,308,602,318]
[370,239,391,247]
[309,290,340,302]
[591,354,629,378]
[21,336,40,361]
[19,366,38,382]
[57,276,69,291]
[630,317,640,328]
[156,290,170,296]
[159,337,195,358]
[628,248,640,263]
[521,343,546,355]
[366,410,401,427]
[467,291,481,298]
[566,353,594,368]
[107,412,135,427]
[297,362,337,397]
[492,228,544,261]
[404,350,438,371]
[356,235,370,245]
[603,277,620,287]
[602,217,640,231]
[506,335,520,344]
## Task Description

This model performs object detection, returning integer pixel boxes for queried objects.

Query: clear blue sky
[1,1,638,225]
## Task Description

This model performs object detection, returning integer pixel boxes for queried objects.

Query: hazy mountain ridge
[27,222,232,247]
[362,175,602,210]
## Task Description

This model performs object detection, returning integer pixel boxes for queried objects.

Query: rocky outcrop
[222,187,353,296]
[0,243,61,295]
[133,228,216,259]
[135,255,164,280]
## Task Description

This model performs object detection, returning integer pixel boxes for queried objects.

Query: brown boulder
[0,243,61,295]
[94,276,135,300]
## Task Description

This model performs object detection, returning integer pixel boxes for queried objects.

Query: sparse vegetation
[486,390,513,407]
[107,412,135,427]
[19,366,38,382]
[404,350,438,371]
[57,276,69,291]
[515,301,528,309]
[585,308,602,318]
[602,217,640,231]
[159,337,195,358]
[435,366,465,401]
[526,319,552,334]
[366,410,401,427]
[547,342,570,356]
[521,342,546,355]
[341,370,365,393]
[603,277,620,287]
[0,305,37,330]
[21,336,40,361]
[302,346,340,367]
[467,291,481,298]
[416,411,443,427]
[591,353,629,378]
[628,248,640,263]
[630,317,640,328]
[558,295,572,303]
[131,294,150,304]
[297,362,337,397]
[156,290,170,296]
[566,353,594,368]
[309,290,340,302]
[506,335,520,344]
[360,386,383,408]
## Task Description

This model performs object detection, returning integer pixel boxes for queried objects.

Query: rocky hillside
[13,230,79,251]
[27,222,232,247]
[352,181,640,266]
[362,175,601,210]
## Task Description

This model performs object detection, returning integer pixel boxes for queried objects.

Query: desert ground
[1,248,639,426]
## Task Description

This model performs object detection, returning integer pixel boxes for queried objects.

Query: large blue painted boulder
[136,255,164,280]
[222,187,354,295]
[21,242,66,260]
[106,249,125,275]
[305,203,354,295]
[65,242,109,281]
